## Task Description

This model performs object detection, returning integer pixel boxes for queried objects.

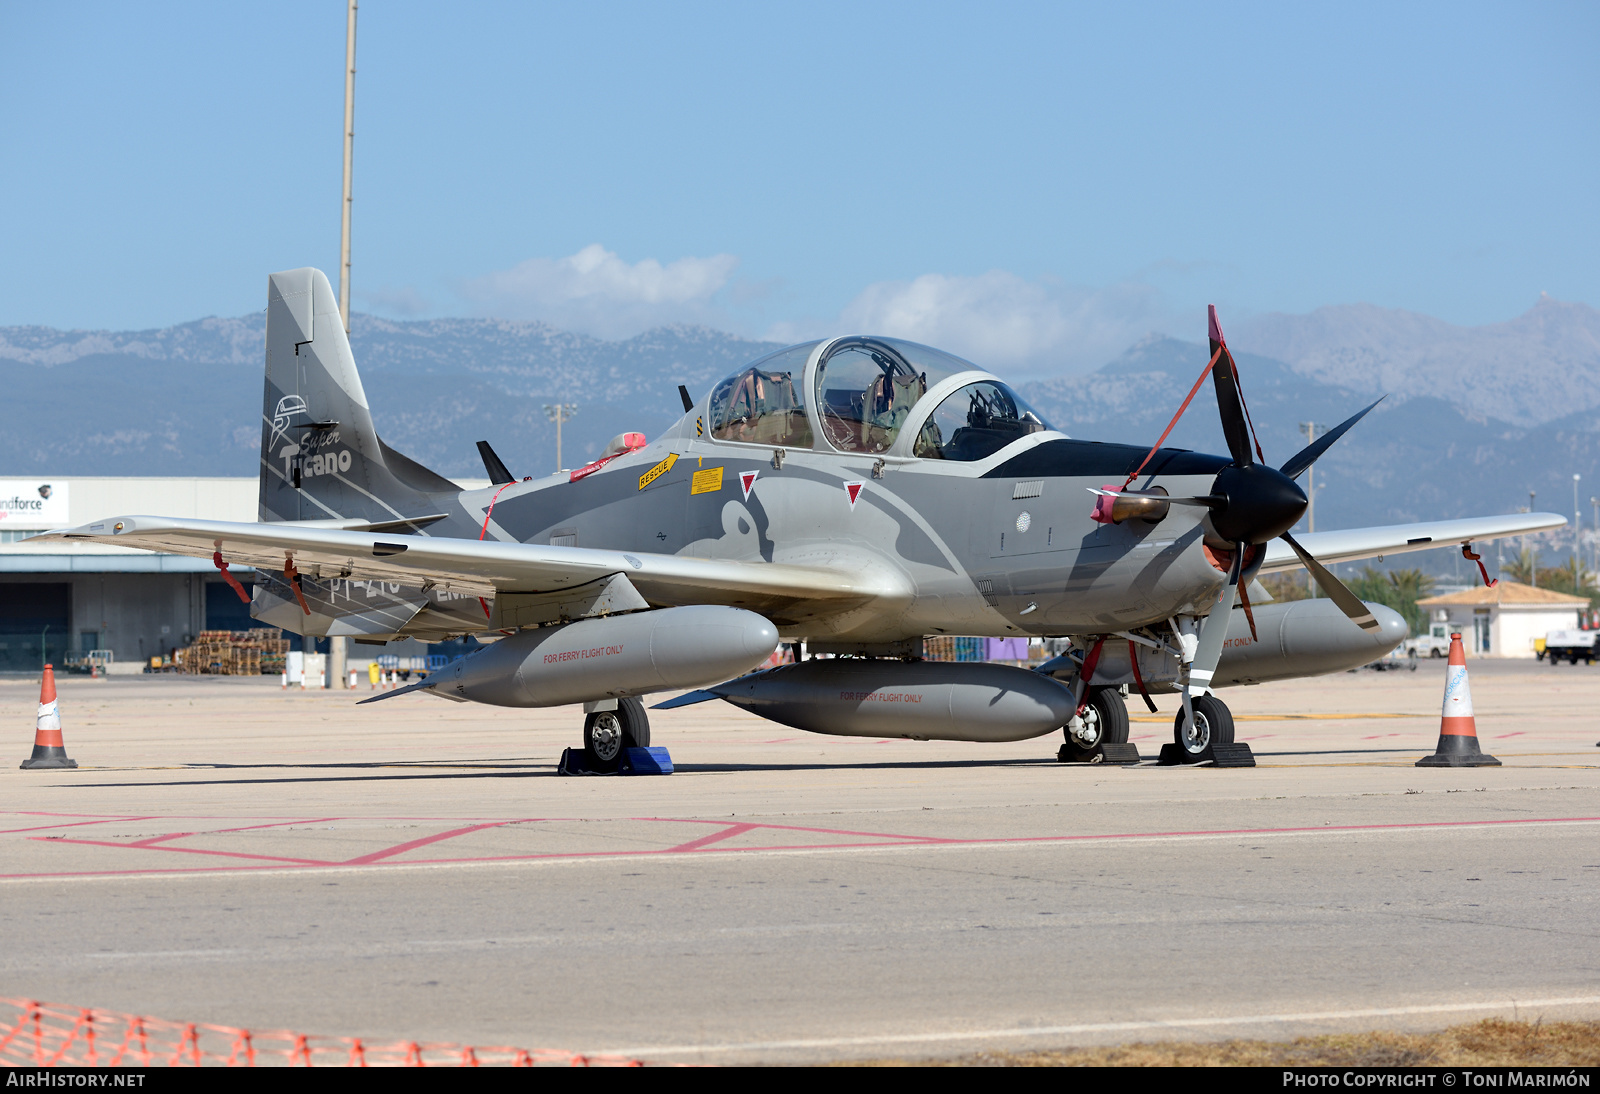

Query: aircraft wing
[33,516,897,617]
[1259,512,1568,573]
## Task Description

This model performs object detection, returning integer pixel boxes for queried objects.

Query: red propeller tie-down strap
[476,481,516,622]
[1122,346,1223,491]
[1127,639,1158,713]
[212,550,251,605]
[1074,637,1106,717]
[1462,543,1498,588]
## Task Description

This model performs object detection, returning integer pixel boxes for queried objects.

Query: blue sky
[1,1,1594,371]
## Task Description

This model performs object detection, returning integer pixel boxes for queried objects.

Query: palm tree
[1349,567,1437,636]
[1503,546,1539,586]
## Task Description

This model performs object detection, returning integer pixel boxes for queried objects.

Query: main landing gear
[583,697,651,773]
[1058,687,1130,763]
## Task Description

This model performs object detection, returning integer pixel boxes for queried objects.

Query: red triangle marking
[845,482,863,508]
[740,470,758,500]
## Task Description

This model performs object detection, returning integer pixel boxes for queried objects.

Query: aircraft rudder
[258,266,454,523]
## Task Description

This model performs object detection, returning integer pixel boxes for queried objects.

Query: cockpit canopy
[705,335,1053,461]
[708,342,816,448]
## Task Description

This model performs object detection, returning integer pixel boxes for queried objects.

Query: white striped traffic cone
[20,665,76,770]
[1417,633,1500,767]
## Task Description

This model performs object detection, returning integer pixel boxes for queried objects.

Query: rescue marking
[739,470,758,500]
[844,481,864,509]
[638,453,678,490]
[690,466,724,495]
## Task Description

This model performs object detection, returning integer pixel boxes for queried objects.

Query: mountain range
[4,297,1598,570]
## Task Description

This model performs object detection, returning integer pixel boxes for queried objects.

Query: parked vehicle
[1404,623,1452,659]
[1539,630,1599,665]
[1367,646,1418,672]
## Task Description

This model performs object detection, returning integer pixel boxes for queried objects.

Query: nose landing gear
[1160,693,1255,767]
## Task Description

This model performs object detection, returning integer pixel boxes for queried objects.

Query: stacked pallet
[922,636,987,662]
[247,628,290,677]
[178,629,288,676]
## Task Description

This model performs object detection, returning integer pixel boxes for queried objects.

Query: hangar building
[0,477,260,673]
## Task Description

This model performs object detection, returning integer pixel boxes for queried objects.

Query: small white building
[1415,581,1589,658]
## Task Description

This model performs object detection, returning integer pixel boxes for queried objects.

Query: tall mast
[339,0,358,332]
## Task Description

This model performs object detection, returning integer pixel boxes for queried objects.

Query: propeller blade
[1237,576,1259,643]
[1187,543,1244,695]
[1278,397,1386,482]
[1280,531,1382,633]
[1209,306,1253,468]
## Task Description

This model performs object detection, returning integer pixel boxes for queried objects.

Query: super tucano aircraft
[42,268,1565,769]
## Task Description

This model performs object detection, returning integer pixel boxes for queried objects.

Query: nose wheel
[583,698,651,773]
[1173,693,1234,763]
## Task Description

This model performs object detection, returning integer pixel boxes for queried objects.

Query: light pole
[329,0,358,691]
[544,404,577,471]
[1574,473,1583,573]
[339,0,357,333]
[1590,495,1597,576]
[1529,490,1537,587]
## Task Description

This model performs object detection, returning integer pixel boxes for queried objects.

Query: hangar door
[0,583,70,674]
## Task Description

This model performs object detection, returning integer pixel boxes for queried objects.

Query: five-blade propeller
[1105,306,1387,735]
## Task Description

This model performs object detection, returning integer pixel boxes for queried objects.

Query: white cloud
[768,270,1179,376]
[462,244,740,338]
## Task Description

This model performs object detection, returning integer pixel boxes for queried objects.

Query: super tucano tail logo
[269,395,310,450]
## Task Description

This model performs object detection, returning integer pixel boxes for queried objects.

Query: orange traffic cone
[20,665,77,770]
[1416,633,1500,767]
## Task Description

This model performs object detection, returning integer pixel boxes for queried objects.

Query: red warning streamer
[475,481,517,621]
[1461,542,1498,588]
[0,997,648,1068]
[212,551,251,606]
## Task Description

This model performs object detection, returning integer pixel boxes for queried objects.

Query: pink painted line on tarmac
[640,816,950,844]
[124,817,343,848]
[5,815,1598,882]
[341,820,526,865]
[665,823,761,852]
[34,837,334,867]
[0,816,160,835]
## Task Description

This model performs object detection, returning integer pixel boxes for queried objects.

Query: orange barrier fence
[0,998,645,1067]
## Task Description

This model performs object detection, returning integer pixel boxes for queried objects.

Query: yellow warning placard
[638,452,678,490]
[691,466,724,495]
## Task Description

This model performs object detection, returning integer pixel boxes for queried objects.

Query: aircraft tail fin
[260,268,457,523]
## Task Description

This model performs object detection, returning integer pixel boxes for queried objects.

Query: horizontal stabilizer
[355,678,439,704]
[650,689,723,710]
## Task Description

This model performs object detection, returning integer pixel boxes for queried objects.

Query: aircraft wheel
[1173,694,1234,763]
[1059,688,1128,763]
[583,698,650,772]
